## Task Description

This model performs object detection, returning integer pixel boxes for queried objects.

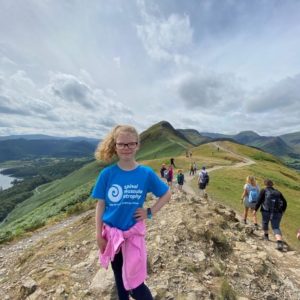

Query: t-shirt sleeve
[91,168,108,200]
[147,168,169,197]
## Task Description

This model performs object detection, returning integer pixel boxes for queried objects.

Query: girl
[92,125,171,300]
[166,165,173,188]
[241,175,259,227]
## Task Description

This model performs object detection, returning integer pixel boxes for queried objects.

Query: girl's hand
[134,207,147,221]
[96,235,107,253]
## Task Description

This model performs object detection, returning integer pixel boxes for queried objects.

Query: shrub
[220,278,237,300]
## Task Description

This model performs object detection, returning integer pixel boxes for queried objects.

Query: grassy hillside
[177,129,211,146]
[137,121,192,160]
[188,142,300,250]
[0,160,105,242]
[280,131,300,148]
[1,125,299,252]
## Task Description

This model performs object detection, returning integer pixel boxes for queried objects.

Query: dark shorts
[199,182,207,190]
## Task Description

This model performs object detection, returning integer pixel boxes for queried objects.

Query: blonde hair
[246,175,257,186]
[95,125,139,162]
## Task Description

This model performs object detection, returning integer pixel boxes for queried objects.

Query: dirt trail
[182,141,255,196]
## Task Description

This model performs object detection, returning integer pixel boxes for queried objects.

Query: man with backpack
[254,179,287,251]
[198,166,209,196]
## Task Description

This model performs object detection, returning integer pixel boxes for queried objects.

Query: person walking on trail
[189,163,194,176]
[176,169,184,192]
[166,165,174,188]
[92,125,171,300]
[170,158,176,168]
[198,166,209,196]
[240,176,260,228]
[254,179,287,251]
[160,163,167,179]
[193,162,197,174]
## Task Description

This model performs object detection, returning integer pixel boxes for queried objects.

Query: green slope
[137,121,192,160]
[177,129,211,146]
[0,161,105,240]
[189,141,300,250]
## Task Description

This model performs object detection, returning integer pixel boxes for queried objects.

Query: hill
[201,130,299,166]
[0,139,96,162]
[280,131,300,147]
[1,122,300,249]
[0,182,299,299]
[177,128,212,146]
[137,121,192,160]
[0,134,99,145]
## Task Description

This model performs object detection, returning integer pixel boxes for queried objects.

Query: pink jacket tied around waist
[99,221,147,290]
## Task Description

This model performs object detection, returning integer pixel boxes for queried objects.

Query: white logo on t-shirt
[108,184,123,202]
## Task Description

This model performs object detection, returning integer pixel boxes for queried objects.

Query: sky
[0,0,300,139]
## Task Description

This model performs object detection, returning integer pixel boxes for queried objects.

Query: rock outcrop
[0,191,300,299]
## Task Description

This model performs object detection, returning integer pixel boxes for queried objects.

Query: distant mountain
[0,139,96,162]
[233,131,261,144]
[200,132,231,139]
[177,129,212,146]
[0,134,99,145]
[201,130,297,157]
[280,132,300,147]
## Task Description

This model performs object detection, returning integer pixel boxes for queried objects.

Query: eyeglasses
[115,142,138,149]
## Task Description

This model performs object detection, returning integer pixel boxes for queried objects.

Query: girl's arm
[135,189,172,221]
[95,200,107,253]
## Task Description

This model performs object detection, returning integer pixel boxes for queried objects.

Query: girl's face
[115,131,139,162]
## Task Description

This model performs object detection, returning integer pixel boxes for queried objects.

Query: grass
[0,161,102,242]
[198,144,300,250]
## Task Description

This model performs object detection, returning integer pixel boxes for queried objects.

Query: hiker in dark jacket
[254,179,287,251]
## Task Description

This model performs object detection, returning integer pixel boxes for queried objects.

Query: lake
[0,169,17,190]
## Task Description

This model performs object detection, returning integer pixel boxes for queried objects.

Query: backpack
[177,174,184,185]
[262,188,284,213]
[248,186,258,203]
[202,172,209,184]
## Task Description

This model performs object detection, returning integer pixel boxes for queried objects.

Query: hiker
[92,125,171,299]
[198,166,209,196]
[166,165,174,188]
[254,179,287,251]
[160,163,167,179]
[189,163,194,176]
[170,158,176,168]
[240,175,260,227]
[193,162,197,174]
[177,169,184,192]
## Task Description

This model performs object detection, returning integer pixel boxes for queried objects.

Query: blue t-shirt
[91,164,169,230]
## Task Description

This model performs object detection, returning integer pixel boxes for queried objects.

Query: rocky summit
[0,189,300,300]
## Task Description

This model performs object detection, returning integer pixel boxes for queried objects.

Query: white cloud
[246,74,300,113]
[136,1,193,63]
[0,0,300,137]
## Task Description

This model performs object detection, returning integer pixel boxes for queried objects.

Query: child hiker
[177,169,184,192]
[92,125,171,300]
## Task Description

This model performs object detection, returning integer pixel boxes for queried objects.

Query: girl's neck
[117,160,138,171]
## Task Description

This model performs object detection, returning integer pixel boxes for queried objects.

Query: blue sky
[0,0,300,138]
